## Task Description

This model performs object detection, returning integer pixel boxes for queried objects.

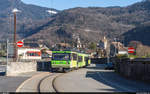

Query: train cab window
[72,53,77,60]
[52,53,71,60]
[78,56,82,62]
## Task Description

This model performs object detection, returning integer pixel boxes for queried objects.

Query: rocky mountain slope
[1,0,150,47]
[0,0,58,41]
[26,0,150,47]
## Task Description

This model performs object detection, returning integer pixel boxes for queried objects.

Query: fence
[91,57,115,64]
[115,58,150,82]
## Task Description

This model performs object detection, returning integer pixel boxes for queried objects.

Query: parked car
[105,62,114,70]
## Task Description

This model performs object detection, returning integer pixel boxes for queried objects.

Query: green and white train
[51,50,91,72]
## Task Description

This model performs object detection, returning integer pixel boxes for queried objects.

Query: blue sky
[22,0,143,10]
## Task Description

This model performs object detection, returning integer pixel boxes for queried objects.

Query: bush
[128,54,138,59]
[0,50,6,57]
[116,54,128,59]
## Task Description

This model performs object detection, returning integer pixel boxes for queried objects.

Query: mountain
[0,0,58,41]
[123,21,150,46]
[26,7,133,45]
[121,0,150,46]
[1,0,150,48]
[26,0,150,47]
[0,0,59,19]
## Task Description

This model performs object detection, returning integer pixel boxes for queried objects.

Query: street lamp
[12,8,21,62]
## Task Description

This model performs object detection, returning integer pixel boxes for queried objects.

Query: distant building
[110,42,128,56]
[98,40,104,49]
[98,36,108,50]
[41,50,52,59]
[17,41,49,60]
[104,36,108,50]
[57,43,71,48]
[18,47,41,60]
[77,37,82,48]
[118,51,128,55]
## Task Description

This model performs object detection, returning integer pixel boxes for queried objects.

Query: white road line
[96,72,133,92]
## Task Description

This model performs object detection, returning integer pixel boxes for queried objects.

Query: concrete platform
[54,64,150,92]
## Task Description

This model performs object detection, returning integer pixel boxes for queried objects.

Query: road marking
[96,72,133,92]
[16,72,50,92]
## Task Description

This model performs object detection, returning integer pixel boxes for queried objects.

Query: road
[0,67,44,92]
[54,64,150,92]
[0,76,28,92]
[16,64,150,92]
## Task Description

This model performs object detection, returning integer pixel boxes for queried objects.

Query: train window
[34,53,40,56]
[52,53,71,60]
[27,53,33,56]
[78,56,82,62]
[72,53,77,60]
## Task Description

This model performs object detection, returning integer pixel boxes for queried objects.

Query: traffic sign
[17,41,23,47]
[128,47,135,53]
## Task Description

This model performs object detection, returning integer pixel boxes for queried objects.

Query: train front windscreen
[52,53,71,60]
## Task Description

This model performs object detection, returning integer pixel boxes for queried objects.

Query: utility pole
[13,12,17,62]
[7,39,9,64]
[12,8,21,62]
[6,39,9,75]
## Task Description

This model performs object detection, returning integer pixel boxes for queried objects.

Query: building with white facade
[18,47,41,60]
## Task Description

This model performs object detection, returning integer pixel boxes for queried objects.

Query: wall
[91,58,115,64]
[6,61,37,76]
[115,58,150,82]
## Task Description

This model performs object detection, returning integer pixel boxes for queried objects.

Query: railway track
[38,73,62,92]
[16,68,80,93]
[38,70,74,93]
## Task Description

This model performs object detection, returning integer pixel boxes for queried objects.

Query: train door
[78,55,82,68]
[72,53,77,68]
[85,57,89,66]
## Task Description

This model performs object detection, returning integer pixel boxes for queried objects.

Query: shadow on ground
[86,64,150,92]
[86,70,124,92]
